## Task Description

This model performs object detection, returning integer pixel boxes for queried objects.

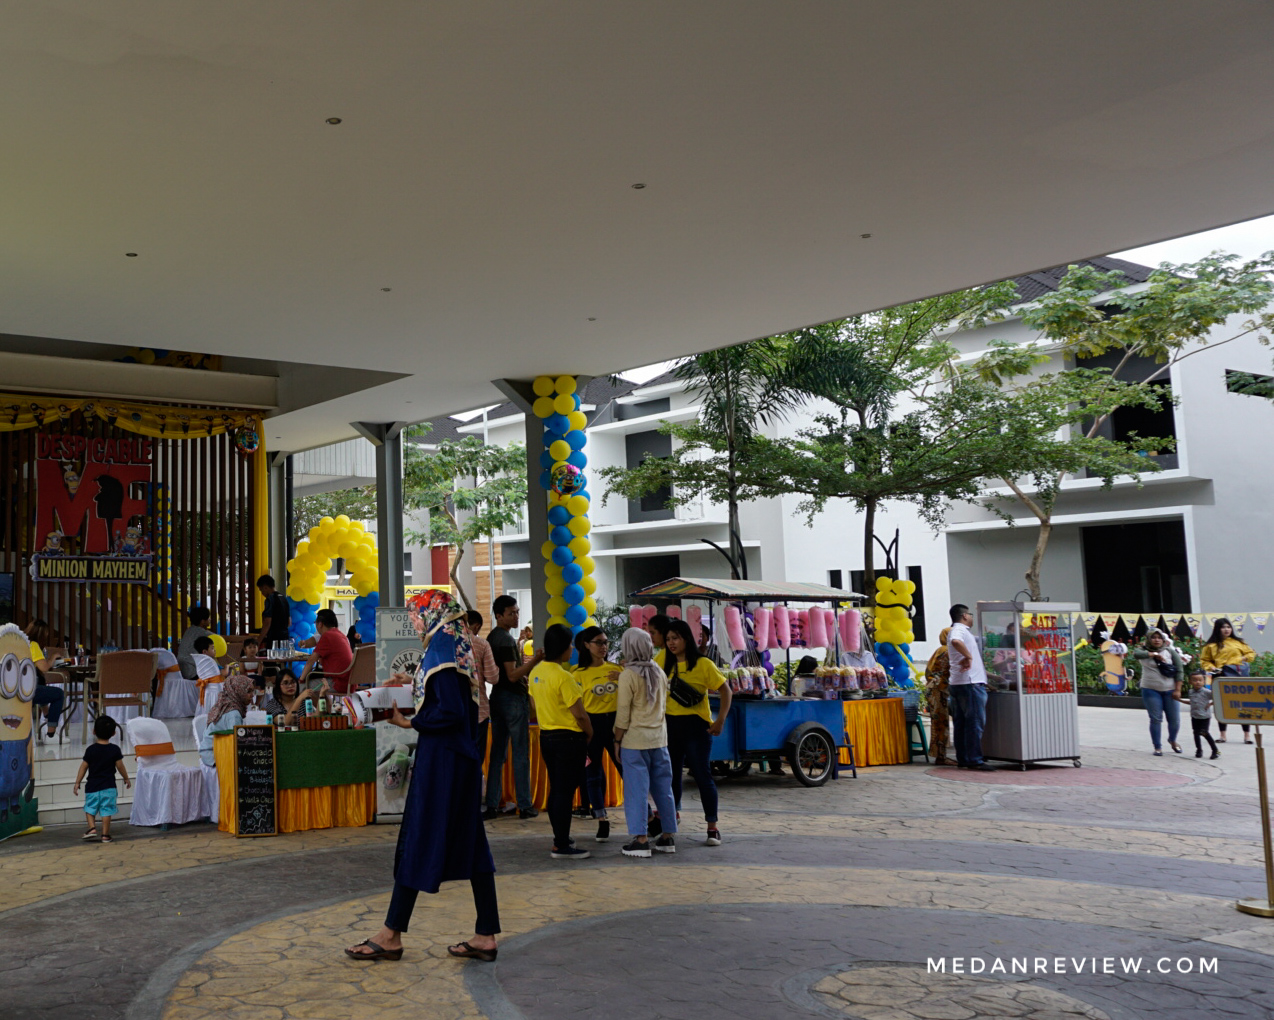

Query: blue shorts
[85,789,118,818]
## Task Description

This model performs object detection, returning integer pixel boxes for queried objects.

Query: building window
[618,397,671,420]
[624,430,674,523]
[402,552,413,578]
[828,569,843,589]
[1078,351,1177,470]
[1226,369,1274,399]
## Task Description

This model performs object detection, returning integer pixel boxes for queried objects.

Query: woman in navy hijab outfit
[346,589,500,962]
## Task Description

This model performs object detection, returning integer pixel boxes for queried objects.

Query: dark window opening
[622,554,681,601]
[1077,350,1177,470]
[1226,369,1274,399]
[1081,519,1189,615]
[907,565,927,642]
[403,552,413,577]
[618,397,671,420]
[624,430,674,523]
[828,569,843,589]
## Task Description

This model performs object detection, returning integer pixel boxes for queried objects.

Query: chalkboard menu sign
[234,725,277,836]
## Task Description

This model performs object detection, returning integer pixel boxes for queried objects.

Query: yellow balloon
[349,520,365,534]
[308,526,325,544]
[210,634,228,658]
[546,575,567,596]
[567,410,588,432]
[554,375,576,395]
[875,576,891,591]
[547,490,567,507]
[335,515,351,528]
[580,574,597,595]
[566,494,590,516]
[567,515,591,537]
[547,615,569,628]
[547,596,568,616]
[584,616,598,628]
[576,555,595,575]
[338,541,358,559]
[533,375,556,397]
[541,540,555,560]
[533,396,555,418]
[548,439,571,462]
[568,536,591,557]
[582,596,596,614]
[355,580,374,596]
[319,519,337,536]
[319,516,335,528]
[314,557,332,573]
[552,393,575,416]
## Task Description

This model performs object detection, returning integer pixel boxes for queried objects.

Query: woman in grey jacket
[1133,629,1184,756]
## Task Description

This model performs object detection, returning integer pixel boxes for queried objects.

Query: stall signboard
[376,607,423,682]
[1017,612,1075,695]
[30,433,155,584]
[233,725,277,836]
[1213,679,1274,726]
[325,584,448,603]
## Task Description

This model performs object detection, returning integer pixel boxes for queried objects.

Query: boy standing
[73,716,131,842]
[1180,671,1220,760]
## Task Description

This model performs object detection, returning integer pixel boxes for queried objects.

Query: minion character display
[0,624,38,839]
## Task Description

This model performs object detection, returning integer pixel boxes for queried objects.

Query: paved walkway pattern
[4,708,1273,1019]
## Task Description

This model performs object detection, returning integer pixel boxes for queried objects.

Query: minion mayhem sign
[31,432,155,584]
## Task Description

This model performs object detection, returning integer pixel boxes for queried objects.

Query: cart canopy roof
[628,577,865,603]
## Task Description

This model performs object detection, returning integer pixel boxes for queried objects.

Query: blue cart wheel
[786,724,835,787]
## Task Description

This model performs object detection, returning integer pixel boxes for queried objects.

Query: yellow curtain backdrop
[484,724,623,811]
[840,698,910,767]
[0,391,259,439]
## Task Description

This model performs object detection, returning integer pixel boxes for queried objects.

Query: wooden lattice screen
[0,413,258,650]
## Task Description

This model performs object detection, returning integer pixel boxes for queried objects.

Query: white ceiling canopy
[2,2,1273,451]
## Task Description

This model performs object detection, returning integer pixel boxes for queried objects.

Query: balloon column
[872,577,919,687]
[532,375,598,637]
[285,515,380,645]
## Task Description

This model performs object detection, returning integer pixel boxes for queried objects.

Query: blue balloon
[365,591,380,606]
[547,505,570,526]
[539,449,554,470]
[567,430,587,451]
[565,604,588,626]
[567,450,587,469]
[573,393,581,410]
[561,562,583,584]
[562,583,585,605]
[545,413,570,435]
[551,545,575,566]
[538,469,551,490]
[550,525,572,546]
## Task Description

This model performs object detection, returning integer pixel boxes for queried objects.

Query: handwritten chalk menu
[234,726,277,836]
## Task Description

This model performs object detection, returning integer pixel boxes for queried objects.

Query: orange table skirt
[214,733,376,835]
[839,697,910,766]
[484,724,623,812]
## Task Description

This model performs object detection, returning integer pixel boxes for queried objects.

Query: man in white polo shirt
[946,604,996,771]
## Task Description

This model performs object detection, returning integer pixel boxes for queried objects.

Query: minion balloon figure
[0,624,40,841]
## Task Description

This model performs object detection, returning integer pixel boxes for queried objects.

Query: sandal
[447,941,498,962]
[82,829,98,841]
[344,939,404,961]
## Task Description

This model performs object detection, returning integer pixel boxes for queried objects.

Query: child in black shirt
[73,716,131,842]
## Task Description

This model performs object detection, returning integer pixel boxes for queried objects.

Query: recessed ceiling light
[381,287,392,292]
[326,117,342,125]
[631,183,646,189]
[587,317,596,321]
[860,233,872,239]
[125,252,138,257]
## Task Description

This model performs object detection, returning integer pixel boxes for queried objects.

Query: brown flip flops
[447,941,498,962]
[344,940,404,961]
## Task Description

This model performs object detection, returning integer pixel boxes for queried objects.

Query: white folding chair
[125,717,205,828]
[192,715,219,822]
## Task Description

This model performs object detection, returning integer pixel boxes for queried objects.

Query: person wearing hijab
[196,674,255,766]
[346,589,500,964]
[924,628,954,766]
[614,627,678,858]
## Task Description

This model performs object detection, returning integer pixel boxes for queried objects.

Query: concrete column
[351,421,410,607]
[267,451,289,585]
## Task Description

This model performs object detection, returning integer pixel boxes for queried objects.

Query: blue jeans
[33,684,65,733]
[1141,688,1180,750]
[485,688,533,813]
[620,745,679,839]
[948,683,987,766]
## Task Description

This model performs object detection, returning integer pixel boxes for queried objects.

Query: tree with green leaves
[292,486,378,548]
[600,340,801,579]
[985,252,1274,598]
[402,431,528,611]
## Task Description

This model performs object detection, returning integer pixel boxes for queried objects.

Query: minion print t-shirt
[574,663,621,715]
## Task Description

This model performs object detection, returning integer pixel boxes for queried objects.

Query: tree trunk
[1024,519,1051,601]
[862,499,877,605]
[449,544,474,611]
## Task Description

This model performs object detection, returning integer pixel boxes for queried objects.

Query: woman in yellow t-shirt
[23,618,65,740]
[572,626,623,842]
[528,624,594,860]
[663,618,732,846]
[646,614,671,674]
[1202,618,1257,742]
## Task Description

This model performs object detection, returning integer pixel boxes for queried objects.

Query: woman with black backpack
[663,618,732,846]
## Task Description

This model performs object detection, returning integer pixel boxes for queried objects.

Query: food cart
[976,601,1082,769]
[629,578,868,786]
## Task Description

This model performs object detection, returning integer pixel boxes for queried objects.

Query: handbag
[666,661,704,709]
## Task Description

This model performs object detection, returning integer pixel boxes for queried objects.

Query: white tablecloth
[129,764,208,827]
[154,676,200,718]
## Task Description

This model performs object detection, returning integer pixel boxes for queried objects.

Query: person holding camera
[1133,628,1183,756]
